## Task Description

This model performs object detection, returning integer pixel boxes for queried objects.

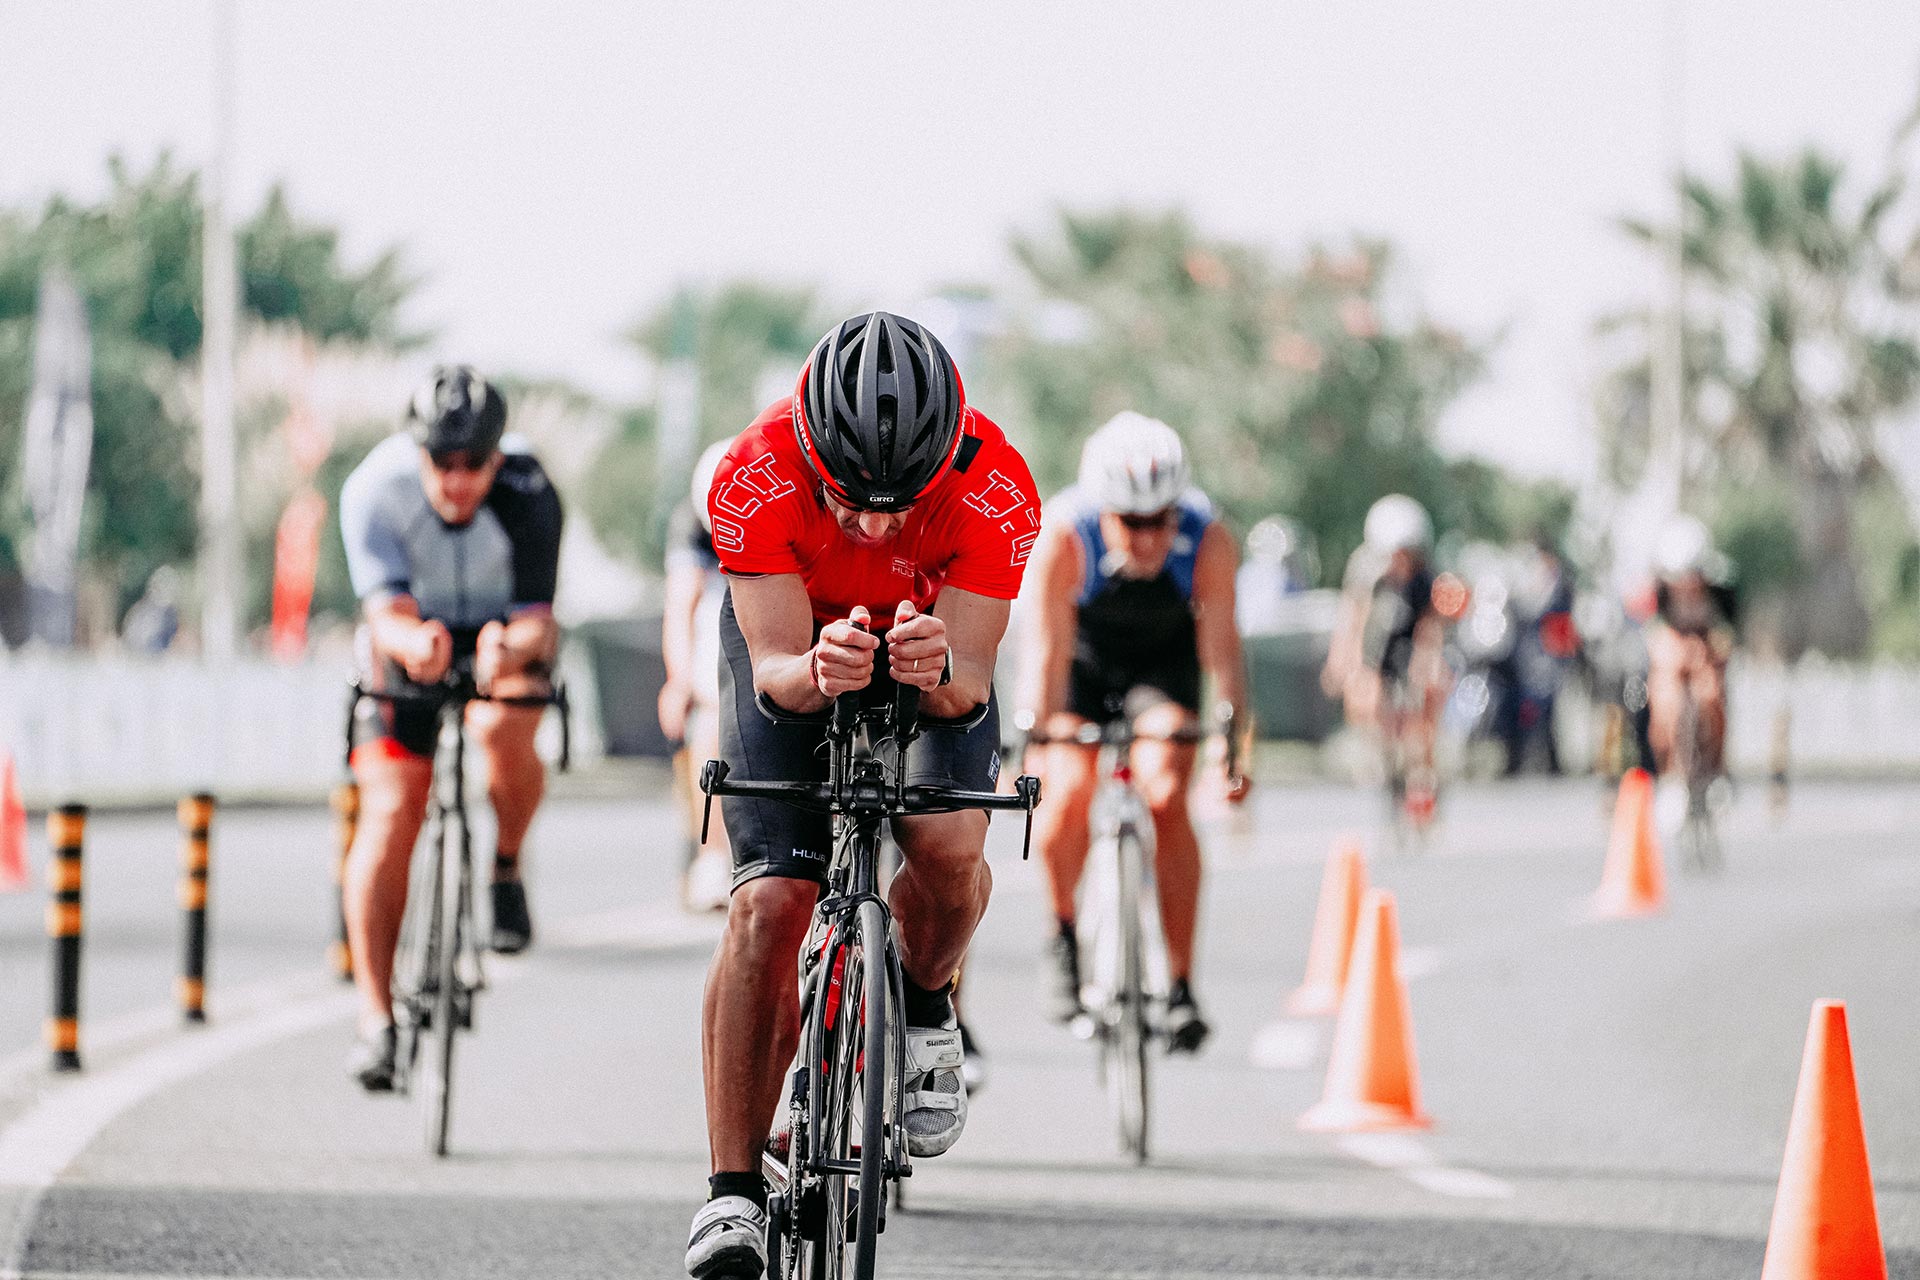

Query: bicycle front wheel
[1108,828,1150,1164]
[850,899,890,1280]
[423,812,466,1157]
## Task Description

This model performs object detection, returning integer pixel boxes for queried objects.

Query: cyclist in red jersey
[686,313,1039,1280]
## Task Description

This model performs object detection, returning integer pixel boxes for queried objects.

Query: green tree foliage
[1599,149,1920,657]
[585,283,823,570]
[981,210,1491,582]
[0,154,415,628]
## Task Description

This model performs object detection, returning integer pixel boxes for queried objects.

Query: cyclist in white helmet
[660,441,734,912]
[1645,514,1737,780]
[1017,412,1251,1052]
[1323,494,1448,815]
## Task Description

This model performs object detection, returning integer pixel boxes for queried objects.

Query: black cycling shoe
[1043,924,1083,1025]
[347,1023,398,1092]
[489,878,533,954]
[1164,980,1211,1055]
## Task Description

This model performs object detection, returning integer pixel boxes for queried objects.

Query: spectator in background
[121,566,182,654]
[1495,536,1579,775]
[659,442,733,913]
[1236,515,1318,634]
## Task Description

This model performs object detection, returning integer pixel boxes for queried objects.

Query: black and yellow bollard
[329,782,358,982]
[46,803,86,1072]
[177,793,214,1024]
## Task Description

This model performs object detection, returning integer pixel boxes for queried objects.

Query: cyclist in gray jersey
[336,365,563,1091]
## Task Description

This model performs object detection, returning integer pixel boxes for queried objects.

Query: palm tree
[1605,149,1920,657]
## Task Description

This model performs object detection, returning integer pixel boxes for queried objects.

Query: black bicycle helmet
[406,364,507,457]
[793,311,965,509]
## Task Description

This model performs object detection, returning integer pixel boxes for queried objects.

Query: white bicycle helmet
[1078,412,1190,515]
[1653,513,1713,578]
[690,440,731,535]
[1363,494,1433,555]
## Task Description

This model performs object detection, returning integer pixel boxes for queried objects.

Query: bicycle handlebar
[753,690,991,735]
[345,675,573,772]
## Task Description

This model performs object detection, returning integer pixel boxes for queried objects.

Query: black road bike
[345,667,570,1156]
[701,677,1039,1280]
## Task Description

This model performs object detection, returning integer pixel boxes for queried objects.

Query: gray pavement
[1,773,1917,1278]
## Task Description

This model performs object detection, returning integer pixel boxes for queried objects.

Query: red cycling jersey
[708,398,1041,624]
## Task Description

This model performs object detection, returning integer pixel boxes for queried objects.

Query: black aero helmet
[794,311,965,510]
[407,364,506,457]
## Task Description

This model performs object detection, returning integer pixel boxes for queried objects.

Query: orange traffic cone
[1299,888,1431,1132]
[1592,767,1664,918]
[1760,1000,1887,1280]
[0,751,26,893]
[1287,839,1367,1016]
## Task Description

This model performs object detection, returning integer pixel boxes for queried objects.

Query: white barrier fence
[1727,658,1920,777]
[0,649,602,809]
[0,651,1911,806]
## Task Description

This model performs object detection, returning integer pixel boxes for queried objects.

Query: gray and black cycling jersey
[339,432,563,635]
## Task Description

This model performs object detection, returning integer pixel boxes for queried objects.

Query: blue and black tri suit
[1056,485,1214,723]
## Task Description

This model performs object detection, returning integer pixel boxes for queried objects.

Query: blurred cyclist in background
[1018,412,1250,1053]
[337,366,563,1091]
[1645,514,1738,782]
[660,441,733,913]
[1323,494,1447,816]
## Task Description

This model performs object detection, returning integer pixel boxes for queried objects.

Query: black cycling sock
[493,852,519,881]
[901,975,954,1027]
[1055,916,1076,939]
[1167,976,1193,1006]
[708,1171,767,1209]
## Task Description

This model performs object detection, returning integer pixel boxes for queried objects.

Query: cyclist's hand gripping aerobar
[886,600,949,692]
[811,605,881,698]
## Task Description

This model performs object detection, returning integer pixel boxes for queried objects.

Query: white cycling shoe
[685,1196,768,1279]
[903,1017,968,1157]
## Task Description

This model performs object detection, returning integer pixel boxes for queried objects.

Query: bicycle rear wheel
[1107,828,1150,1164]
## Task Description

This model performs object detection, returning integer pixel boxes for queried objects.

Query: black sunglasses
[1116,508,1175,531]
[428,449,496,474]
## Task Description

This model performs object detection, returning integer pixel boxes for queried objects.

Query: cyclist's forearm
[920,647,993,719]
[754,650,831,714]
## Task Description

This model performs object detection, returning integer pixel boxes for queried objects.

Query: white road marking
[1337,1133,1514,1201]
[0,970,334,1098]
[1248,1018,1322,1071]
[0,988,357,1279]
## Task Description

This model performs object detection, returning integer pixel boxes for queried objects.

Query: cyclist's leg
[1692,649,1729,776]
[1644,626,1686,776]
[343,703,433,1033]
[1128,697,1201,984]
[1029,733,1100,928]
[702,874,816,1172]
[892,809,992,994]
[703,589,832,1181]
[467,674,548,874]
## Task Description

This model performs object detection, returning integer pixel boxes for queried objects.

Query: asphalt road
[1,768,1917,1279]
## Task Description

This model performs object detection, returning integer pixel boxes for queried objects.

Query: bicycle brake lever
[699,759,728,845]
[1016,775,1042,860]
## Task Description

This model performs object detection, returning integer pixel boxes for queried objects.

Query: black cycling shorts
[717,588,1002,892]
[1066,651,1201,724]
[349,627,483,762]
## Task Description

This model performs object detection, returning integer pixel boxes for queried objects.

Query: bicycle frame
[703,680,1039,1280]
[343,670,571,1157]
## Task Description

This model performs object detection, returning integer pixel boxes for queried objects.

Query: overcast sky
[4,1,1918,480]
